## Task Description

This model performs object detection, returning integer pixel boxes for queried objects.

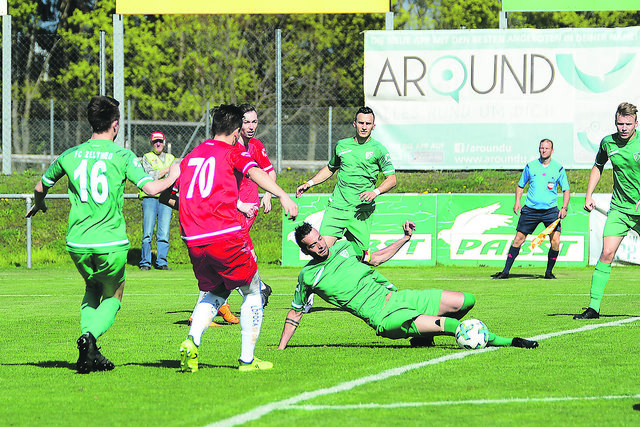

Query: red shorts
[187,236,258,293]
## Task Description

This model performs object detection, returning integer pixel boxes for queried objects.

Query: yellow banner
[116,0,389,14]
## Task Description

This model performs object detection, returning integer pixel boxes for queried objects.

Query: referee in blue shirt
[493,139,571,279]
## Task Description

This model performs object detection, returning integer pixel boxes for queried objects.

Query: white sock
[190,291,207,318]
[188,292,225,347]
[238,274,263,363]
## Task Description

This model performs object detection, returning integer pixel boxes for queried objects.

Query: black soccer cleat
[573,307,599,320]
[492,271,509,279]
[76,332,114,373]
[544,272,557,279]
[409,335,435,348]
[511,337,539,349]
[261,281,272,308]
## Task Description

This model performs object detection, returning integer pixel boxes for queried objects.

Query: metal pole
[328,106,332,161]
[100,30,106,96]
[127,99,132,151]
[113,15,125,147]
[2,15,11,174]
[276,29,282,173]
[206,101,210,140]
[499,11,508,29]
[385,12,394,30]
[50,98,54,162]
[26,197,32,269]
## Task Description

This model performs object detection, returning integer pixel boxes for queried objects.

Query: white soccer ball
[455,319,489,350]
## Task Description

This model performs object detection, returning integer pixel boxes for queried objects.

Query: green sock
[488,332,513,347]
[80,288,101,334]
[443,317,460,335]
[589,261,611,313]
[454,293,476,319]
[87,297,122,339]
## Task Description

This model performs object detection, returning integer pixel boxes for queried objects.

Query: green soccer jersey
[327,137,395,211]
[41,139,153,253]
[291,240,397,328]
[595,131,640,214]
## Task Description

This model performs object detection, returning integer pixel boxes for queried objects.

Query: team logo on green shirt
[633,152,640,162]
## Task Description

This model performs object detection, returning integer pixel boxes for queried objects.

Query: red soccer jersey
[175,139,258,247]
[238,138,274,205]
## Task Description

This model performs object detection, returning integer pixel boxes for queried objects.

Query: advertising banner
[502,0,639,12]
[435,194,588,266]
[282,194,436,267]
[364,27,640,170]
[282,194,588,267]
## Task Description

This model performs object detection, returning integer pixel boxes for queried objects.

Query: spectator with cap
[140,132,176,270]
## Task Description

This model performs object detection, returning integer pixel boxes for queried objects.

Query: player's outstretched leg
[238,274,272,371]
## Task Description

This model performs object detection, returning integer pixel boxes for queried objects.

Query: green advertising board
[282,194,589,267]
[502,0,638,11]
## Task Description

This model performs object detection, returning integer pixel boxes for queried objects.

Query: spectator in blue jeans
[140,132,176,270]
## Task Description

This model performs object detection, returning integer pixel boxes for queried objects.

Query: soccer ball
[455,319,489,350]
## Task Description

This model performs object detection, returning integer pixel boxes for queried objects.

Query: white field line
[291,393,640,410]
[206,316,640,427]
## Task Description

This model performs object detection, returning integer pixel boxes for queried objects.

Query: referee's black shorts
[516,205,561,235]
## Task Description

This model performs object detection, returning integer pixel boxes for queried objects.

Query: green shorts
[69,250,127,297]
[320,204,374,251]
[375,289,443,339]
[603,209,640,237]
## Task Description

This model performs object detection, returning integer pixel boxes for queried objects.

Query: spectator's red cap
[150,132,165,142]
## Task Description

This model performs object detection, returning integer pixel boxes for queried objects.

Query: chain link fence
[2,19,370,173]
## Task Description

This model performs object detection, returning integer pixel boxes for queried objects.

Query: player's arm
[142,163,180,196]
[365,220,415,266]
[260,169,277,213]
[296,166,334,198]
[359,173,397,203]
[277,309,304,350]
[559,189,570,219]
[247,167,298,220]
[25,180,49,218]
[514,186,524,215]
[585,164,603,212]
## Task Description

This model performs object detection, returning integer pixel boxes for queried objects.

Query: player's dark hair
[239,104,257,115]
[354,106,375,123]
[540,138,553,149]
[211,104,243,136]
[616,102,638,121]
[87,96,120,133]
[294,222,314,250]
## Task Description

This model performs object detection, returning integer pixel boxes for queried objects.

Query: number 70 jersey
[174,139,257,248]
[42,139,153,253]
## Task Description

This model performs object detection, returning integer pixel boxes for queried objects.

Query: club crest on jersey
[241,152,251,158]
[339,249,349,258]
[634,152,640,162]
[366,152,374,160]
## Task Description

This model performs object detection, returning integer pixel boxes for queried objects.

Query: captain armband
[363,251,372,264]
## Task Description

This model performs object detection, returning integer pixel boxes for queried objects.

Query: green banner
[282,194,436,267]
[435,194,588,266]
[502,0,638,11]
[283,194,589,267]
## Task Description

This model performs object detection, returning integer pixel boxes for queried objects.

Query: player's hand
[260,196,272,213]
[359,190,378,203]
[584,197,596,212]
[237,201,258,218]
[281,196,299,220]
[636,200,640,211]
[296,182,311,198]
[558,207,568,219]
[25,201,47,218]
[402,221,416,238]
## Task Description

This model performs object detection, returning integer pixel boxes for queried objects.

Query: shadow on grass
[490,273,545,280]
[4,360,237,371]
[546,313,640,318]
[283,342,459,349]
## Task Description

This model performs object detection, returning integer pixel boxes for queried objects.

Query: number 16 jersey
[175,139,258,248]
[41,139,153,254]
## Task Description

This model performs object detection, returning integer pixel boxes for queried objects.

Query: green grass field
[1,264,639,426]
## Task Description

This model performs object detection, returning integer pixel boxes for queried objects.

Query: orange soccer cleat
[218,304,239,324]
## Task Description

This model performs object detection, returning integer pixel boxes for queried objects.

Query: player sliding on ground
[278,220,538,350]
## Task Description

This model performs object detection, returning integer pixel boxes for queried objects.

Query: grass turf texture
[1,265,639,426]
